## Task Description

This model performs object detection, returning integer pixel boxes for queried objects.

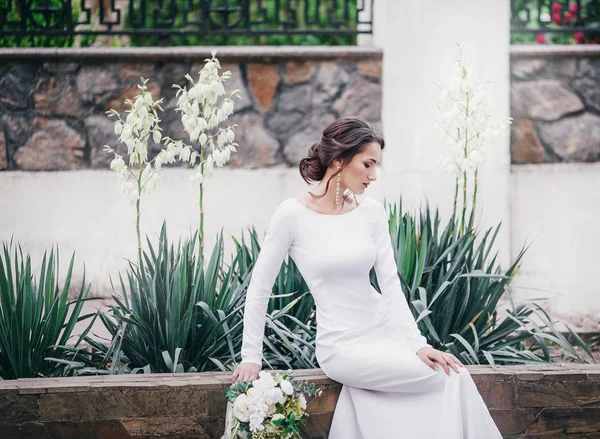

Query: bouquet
[222,370,322,439]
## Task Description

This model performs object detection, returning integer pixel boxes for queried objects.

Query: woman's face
[335,141,381,195]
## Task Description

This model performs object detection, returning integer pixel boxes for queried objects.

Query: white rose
[280,380,294,396]
[298,394,307,410]
[232,394,251,423]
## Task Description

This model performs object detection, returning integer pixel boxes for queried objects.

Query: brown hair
[298,116,384,203]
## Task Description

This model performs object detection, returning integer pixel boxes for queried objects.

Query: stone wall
[511,46,600,164]
[1,365,599,438]
[0,47,382,172]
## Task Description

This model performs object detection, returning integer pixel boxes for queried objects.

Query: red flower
[552,12,562,25]
[552,2,562,13]
[568,2,578,14]
[574,32,585,44]
[536,34,547,44]
[564,12,573,21]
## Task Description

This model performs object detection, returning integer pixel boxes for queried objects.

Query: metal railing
[0,0,373,40]
[511,0,600,34]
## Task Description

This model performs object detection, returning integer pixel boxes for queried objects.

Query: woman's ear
[332,159,342,169]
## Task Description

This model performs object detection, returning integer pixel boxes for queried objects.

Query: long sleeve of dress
[372,201,431,354]
[240,201,294,366]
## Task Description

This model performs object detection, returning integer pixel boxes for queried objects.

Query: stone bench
[1,364,599,438]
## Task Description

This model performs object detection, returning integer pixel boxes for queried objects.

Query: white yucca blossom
[435,47,512,176]
[169,50,239,183]
[104,77,167,204]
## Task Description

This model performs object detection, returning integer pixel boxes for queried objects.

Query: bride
[230,116,502,438]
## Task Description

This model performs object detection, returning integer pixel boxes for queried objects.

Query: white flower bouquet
[222,370,322,439]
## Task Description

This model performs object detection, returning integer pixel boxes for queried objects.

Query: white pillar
[375,0,511,265]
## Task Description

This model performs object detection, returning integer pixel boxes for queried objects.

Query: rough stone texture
[1,114,31,145]
[284,61,317,85]
[511,119,546,164]
[510,53,600,164]
[222,63,252,111]
[118,62,155,82]
[43,62,79,75]
[572,59,600,113]
[227,113,280,168]
[312,62,352,106]
[33,76,82,117]
[283,112,337,165]
[86,115,124,168]
[105,80,161,112]
[511,80,584,122]
[333,78,382,121]
[511,58,548,80]
[0,54,382,171]
[357,59,382,79]
[247,64,280,111]
[76,65,119,105]
[1,365,600,438]
[0,130,6,171]
[0,64,37,110]
[13,118,85,171]
[277,84,312,113]
[537,113,600,162]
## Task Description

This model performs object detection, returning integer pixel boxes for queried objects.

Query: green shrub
[0,240,99,379]
[381,200,595,365]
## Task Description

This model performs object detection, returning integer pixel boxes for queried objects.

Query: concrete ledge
[1,364,599,438]
[0,46,383,62]
[510,44,600,58]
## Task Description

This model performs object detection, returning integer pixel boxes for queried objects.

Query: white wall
[510,164,600,332]
[374,0,512,267]
[0,168,386,299]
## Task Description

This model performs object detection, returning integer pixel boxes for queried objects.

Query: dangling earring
[335,167,341,207]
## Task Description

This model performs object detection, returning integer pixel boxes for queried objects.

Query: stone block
[123,388,208,418]
[511,119,546,164]
[228,112,280,168]
[284,61,317,85]
[0,391,39,423]
[247,64,280,111]
[537,113,600,162]
[44,420,130,439]
[40,391,143,421]
[357,59,382,80]
[312,62,352,106]
[511,80,584,122]
[77,65,119,105]
[33,76,82,117]
[333,78,381,121]
[13,118,85,171]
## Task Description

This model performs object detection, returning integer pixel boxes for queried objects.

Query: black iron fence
[511,0,600,34]
[0,0,372,43]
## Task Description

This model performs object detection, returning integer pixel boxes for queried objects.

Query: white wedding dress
[237,197,502,438]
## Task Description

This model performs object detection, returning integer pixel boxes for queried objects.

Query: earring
[335,167,341,207]
[353,192,359,206]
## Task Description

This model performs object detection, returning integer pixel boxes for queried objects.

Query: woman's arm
[372,200,431,354]
[240,200,294,366]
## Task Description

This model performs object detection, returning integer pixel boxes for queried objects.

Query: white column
[375,0,511,265]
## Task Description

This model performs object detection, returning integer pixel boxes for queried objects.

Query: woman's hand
[231,362,261,384]
[416,347,464,375]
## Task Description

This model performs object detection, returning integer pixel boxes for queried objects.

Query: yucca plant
[89,223,316,375]
[231,227,317,369]
[89,224,245,373]
[0,240,99,379]
[380,201,595,366]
